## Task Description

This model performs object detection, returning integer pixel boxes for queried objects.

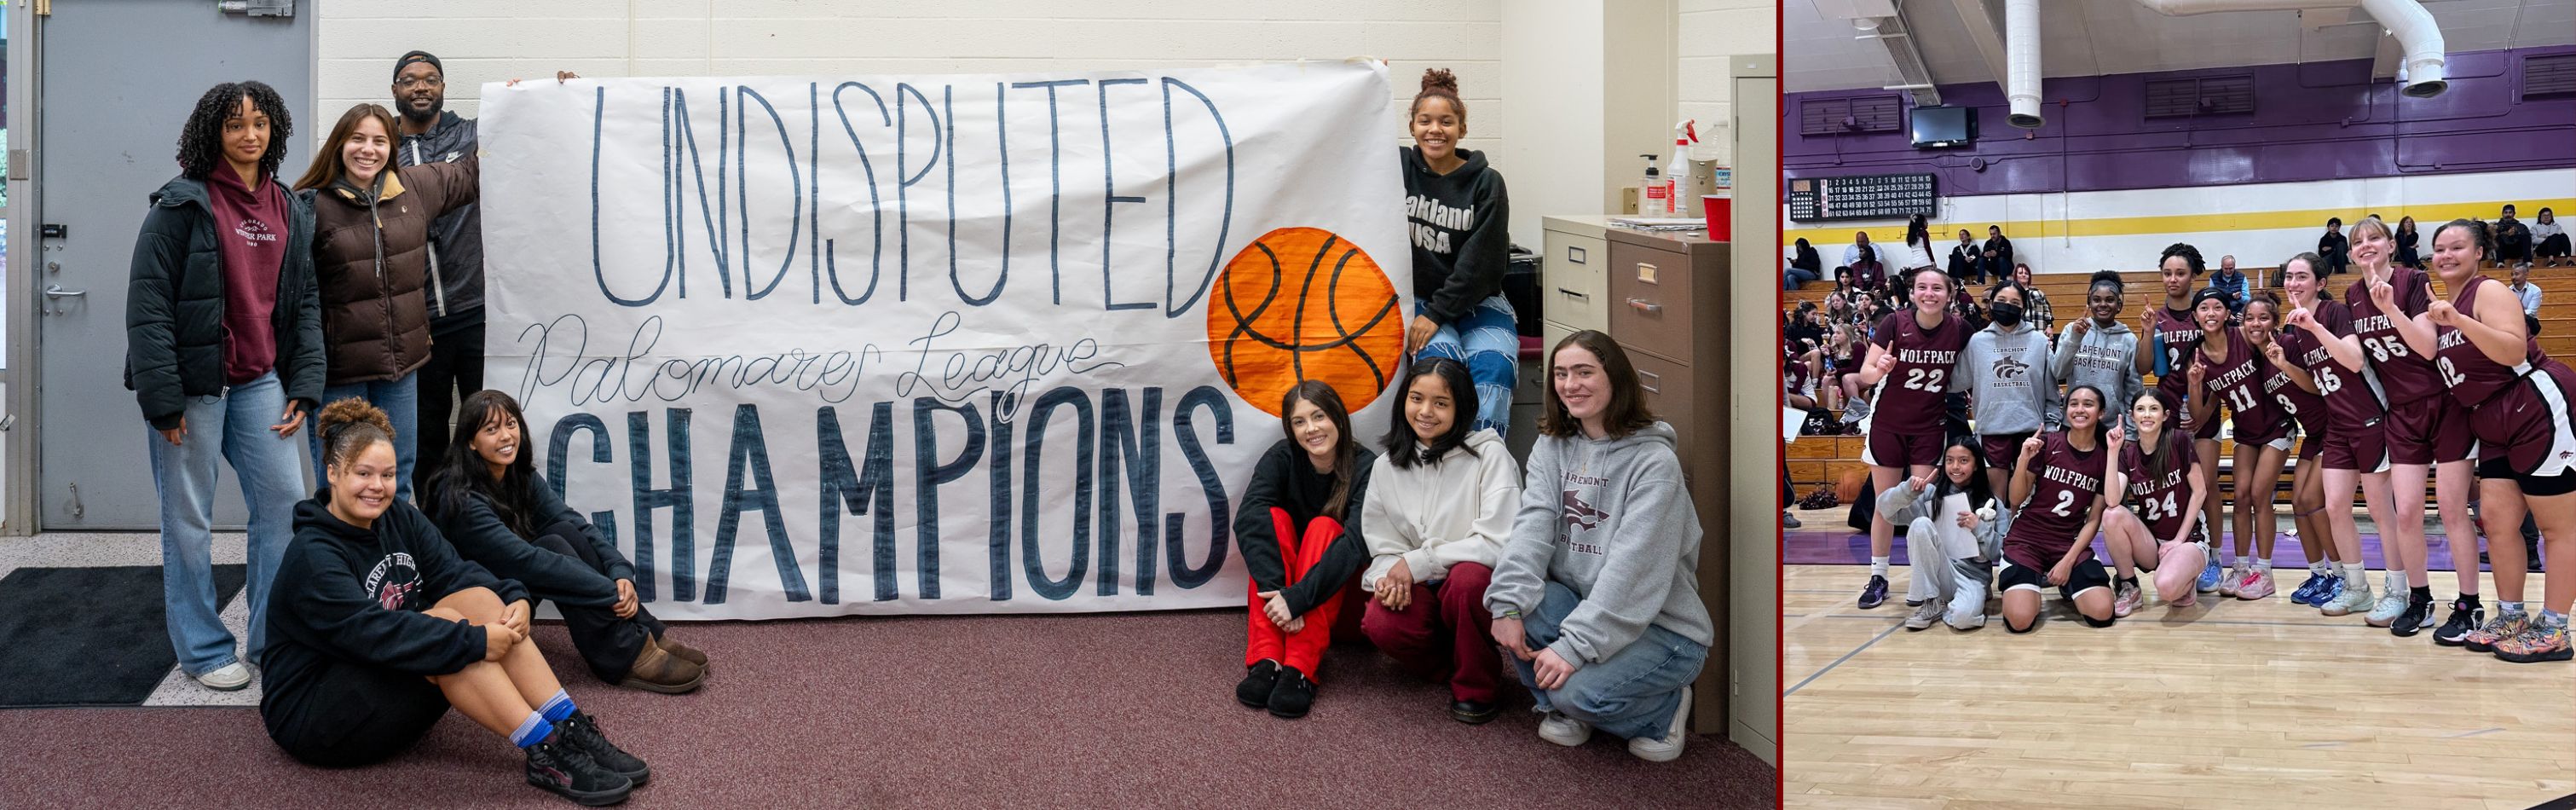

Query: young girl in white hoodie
[1485,331,1710,763]
[1357,356,1521,725]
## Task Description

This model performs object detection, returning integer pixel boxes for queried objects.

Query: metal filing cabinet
[1540,215,1614,355]
[1603,226,1730,737]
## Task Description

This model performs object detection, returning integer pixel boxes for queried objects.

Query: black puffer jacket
[124,176,326,430]
[396,111,485,333]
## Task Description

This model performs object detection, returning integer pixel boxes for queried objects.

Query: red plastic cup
[1702,194,1731,240]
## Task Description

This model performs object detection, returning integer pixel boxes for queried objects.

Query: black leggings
[2538,234,2571,259]
[530,523,667,682]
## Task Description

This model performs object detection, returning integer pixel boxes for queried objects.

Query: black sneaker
[1450,699,1499,725]
[1858,575,1889,610]
[1267,665,1315,719]
[1235,659,1280,709]
[557,712,649,787]
[524,731,634,807]
[2433,599,2484,646]
[2390,596,2439,637]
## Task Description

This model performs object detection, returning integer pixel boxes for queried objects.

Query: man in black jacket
[1981,225,2013,280]
[2319,217,2349,275]
[126,82,326,691]
[391,50,488,465]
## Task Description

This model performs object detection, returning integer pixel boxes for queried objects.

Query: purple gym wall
[1784,45,2576,198]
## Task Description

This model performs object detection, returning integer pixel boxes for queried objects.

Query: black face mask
[1990,302,2024,326]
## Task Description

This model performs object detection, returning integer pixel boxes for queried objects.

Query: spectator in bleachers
[2513,262,2543,316]
[1825,289,1854,326]
[1948,228,1986,285]
[2533,208,2567,267]
[2207,254,2247,312]
[1901,214,1940,277]
[2497,204,2533,267]
[2319,217,2349,275]
[2395,216,2423,269]
[1982,225,2014,278]
[1787,238,1823,289]
[1846,251,1886,300]
[2013,263,2054,339]
[1842,230,1874,271]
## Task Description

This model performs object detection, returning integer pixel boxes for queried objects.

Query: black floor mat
[0,564,248,707]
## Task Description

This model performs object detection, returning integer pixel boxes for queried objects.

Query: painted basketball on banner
[1208,227,1405,417]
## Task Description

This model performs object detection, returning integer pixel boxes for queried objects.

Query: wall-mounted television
[1910,106,1976,148]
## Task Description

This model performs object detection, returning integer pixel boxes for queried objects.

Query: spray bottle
[1666,120,1698,216]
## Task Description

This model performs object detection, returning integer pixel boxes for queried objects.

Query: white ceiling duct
[2006,0,2043,128]
[2129,0,2449,96]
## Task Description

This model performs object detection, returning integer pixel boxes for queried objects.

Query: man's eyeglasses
[396,77,444,90]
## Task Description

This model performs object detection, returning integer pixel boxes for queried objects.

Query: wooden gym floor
[1782,564,2576,809]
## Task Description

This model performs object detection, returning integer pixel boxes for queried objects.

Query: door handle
[43,285,86,298]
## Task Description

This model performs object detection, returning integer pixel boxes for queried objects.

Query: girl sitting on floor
[1485,330,1710,763]
[1235,381,1378,719]
[261,398,647,805]
[1883,437,2008,632]
[1997,385,2123,633]
[1357,356,1519,725]
[419,391,708,695]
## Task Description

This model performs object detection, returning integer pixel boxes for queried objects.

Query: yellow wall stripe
[1784,197,2576,247]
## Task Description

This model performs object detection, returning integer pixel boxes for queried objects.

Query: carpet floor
[0,609,1777,809]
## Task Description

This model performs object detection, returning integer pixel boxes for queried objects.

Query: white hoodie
[1360,429,1522,588]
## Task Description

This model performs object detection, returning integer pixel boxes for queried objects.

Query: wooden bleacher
[1785,263,2576,495]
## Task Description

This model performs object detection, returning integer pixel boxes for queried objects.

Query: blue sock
[510,712,555,748]
[539,690,576,723]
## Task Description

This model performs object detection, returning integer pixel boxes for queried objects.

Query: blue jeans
[1416,295,1518,439]
[309,373,419,501]
[1785,267,1821,290]
[1509,580,1708,740]
[147,371,304,675]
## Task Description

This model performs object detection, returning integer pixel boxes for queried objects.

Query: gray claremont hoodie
[2053,315,2143,426]
[1485,421,1713,664]
[1954,317,2061,436]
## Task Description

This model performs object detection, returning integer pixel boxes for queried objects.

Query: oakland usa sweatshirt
[263,494,529,707]
[1400,146,1511,325]
[1359,429,1521,589]
[1484,422,1713,664]
[1953,317,2061,435]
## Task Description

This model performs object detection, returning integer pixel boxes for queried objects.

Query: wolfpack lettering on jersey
[2261,344,2329,438]
[1868,310,1971,435]
[2284,299,2388,428]
[2202,327,2288,436]
[2434,275,2537,408]
[2346,266,2440,403]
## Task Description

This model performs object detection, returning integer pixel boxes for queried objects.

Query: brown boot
[655,634,708,667]
[617,636,706,694]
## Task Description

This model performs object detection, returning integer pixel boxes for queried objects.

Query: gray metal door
[37,2,312,529]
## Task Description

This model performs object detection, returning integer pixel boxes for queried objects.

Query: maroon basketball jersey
[2150,305,2203,402]
[2003,431,2111,570]
[2345,266,2440,405]
[2119,430,2199,543]
[2200,327,2290,437]
[2435,275,2538,408]
[2259,334,2330,439]
[1784,351,1813,398]
[1868,310,1970,435]
[2284,300,2387,429]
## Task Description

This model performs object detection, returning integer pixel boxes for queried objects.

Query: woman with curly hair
[125,81,324,691]
[1399,67,1517,438]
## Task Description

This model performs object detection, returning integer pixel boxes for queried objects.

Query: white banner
[479,62,1413,619]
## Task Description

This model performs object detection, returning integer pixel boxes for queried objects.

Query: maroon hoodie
[205,168,289,385]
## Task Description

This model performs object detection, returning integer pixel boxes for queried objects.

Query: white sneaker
[2365,573,2408,628]
[1537,710,1593,747]
[193,662,251,691]
[1627,686,1693,762]
[1903,600,1943,631]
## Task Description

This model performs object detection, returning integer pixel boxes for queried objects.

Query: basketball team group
[1821,213,2573,664]
[129,55,1713,806]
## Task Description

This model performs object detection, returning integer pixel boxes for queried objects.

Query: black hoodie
[262,493,528,704]
[394,110,485,333]
[1400,147,1511,325]
[1232,438,1377,616]
[425,471,636,606]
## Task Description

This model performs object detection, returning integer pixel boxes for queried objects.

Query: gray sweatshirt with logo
[1954,318,2062,435]
[2053,317,2144,425]
[1485,421,1713,664]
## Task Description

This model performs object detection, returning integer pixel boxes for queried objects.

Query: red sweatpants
[1359,560,1502,702]
[1244,508,1362,676]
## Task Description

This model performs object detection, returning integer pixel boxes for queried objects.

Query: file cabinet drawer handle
[1626,298,1661,314]
[1638,369,1662,394]
[1559,288,1590,302]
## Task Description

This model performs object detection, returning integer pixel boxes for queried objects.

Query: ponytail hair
[1412,68,1465,121]
[2432,217,2495,263]
[2065,385,2110,447]
[316,397,396,474]
[2088,269,2126,298]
